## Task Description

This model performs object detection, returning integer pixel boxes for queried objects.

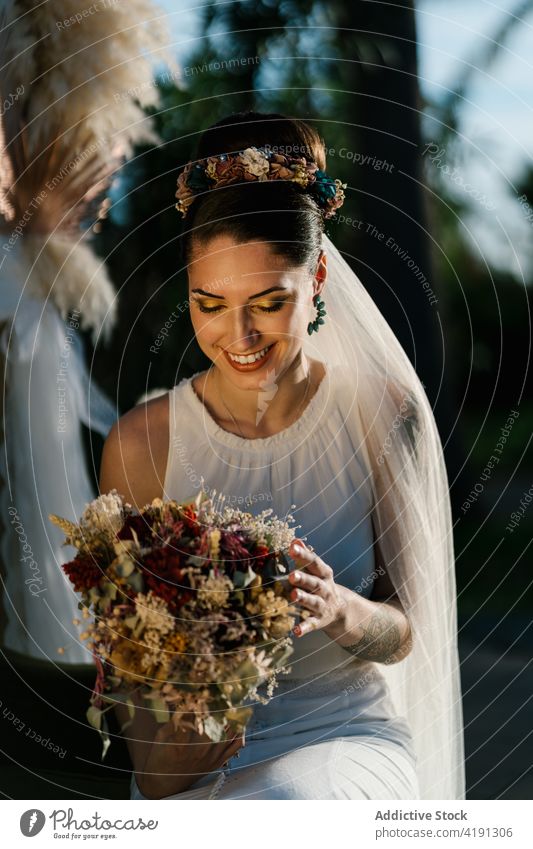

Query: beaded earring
[307,294,327,335]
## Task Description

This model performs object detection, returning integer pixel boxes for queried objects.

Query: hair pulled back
[180,112,328,271]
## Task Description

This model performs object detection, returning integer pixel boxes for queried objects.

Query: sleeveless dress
[130,361,420,800]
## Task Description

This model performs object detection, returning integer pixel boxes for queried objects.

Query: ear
[313,250,327,297]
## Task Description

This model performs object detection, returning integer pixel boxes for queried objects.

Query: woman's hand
[287,538,345,639]
[114,694,245,799]
[136,718,245,799]
[287,538,412,664]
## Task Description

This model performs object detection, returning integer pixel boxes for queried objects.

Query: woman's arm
[327,593,412,665]
[99,396,168,506]
[114,692,243,798]
[331,528,413,664]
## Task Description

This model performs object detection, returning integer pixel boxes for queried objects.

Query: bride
[99,111,465,800]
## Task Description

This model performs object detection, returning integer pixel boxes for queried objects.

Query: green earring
[307,294,327,335]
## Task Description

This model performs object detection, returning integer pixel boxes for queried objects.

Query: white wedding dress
[130,360,421,800]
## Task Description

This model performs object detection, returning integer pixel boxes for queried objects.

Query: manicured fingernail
[292,571,301,582]
[293,545,304,556]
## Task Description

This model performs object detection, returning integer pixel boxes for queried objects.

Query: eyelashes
[195,301,286,314]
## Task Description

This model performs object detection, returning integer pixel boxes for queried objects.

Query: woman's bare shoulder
[99,391,170,509]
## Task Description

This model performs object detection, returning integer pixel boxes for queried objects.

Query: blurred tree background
[89,0,532,636]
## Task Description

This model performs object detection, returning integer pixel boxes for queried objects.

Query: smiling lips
[223,342,276,371]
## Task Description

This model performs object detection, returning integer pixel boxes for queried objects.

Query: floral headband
[175,145,347,219]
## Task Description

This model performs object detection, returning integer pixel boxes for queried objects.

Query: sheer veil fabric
[303,233,465,800]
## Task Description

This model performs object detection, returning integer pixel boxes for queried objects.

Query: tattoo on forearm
[342,608,402,662]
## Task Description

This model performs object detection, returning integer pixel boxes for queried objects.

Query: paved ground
[460,630,533,799]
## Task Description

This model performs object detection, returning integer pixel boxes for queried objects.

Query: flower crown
[175,145,347,219]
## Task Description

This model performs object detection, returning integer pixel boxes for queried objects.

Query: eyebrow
[190,286,288,301]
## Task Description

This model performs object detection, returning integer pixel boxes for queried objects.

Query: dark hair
[180,112,328,271]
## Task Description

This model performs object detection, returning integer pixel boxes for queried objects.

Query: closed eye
[194,300,286,314]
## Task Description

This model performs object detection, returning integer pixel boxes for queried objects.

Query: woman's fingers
[291,587,326,613]
[293,616,320,637]
[289,540,333,580]
[289,569,323,593]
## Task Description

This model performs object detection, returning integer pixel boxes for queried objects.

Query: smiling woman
[185,236,328,438]
[99,110,464,801]
[178,113,332,438]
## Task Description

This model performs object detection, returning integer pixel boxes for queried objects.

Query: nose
[227,304,261,352]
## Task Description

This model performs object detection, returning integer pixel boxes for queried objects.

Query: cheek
[264,304,304,340]
[286,299,309,332]
[268,299,310,338]
[190,311,219,343]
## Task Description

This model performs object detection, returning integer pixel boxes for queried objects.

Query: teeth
[228,344,272,364]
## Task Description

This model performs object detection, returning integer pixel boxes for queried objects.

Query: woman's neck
[199,354,325,439]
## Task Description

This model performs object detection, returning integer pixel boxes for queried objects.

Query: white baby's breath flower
[135,591,174,636]
[52,489,126,550]
[197,574,233,609]
[194,491,298,553]
[80,489,125,540]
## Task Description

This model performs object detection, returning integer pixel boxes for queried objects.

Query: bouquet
[49,488,301,756]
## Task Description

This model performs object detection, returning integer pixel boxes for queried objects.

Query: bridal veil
[302,233,465,800]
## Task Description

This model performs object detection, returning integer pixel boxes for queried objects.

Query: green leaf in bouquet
[232,570,247,588]
[86,704,112,760]
[146,697,170,724]
[233,589,245,605]
[88,587,101,606]
[233,566,257,589]
[100,711,112,760]
[225,706,253,727]
[269,642,294,669]
[103,583,118,601]
[242,566,258,587]
[125,571,144,593]
[202,715,227,743]
[233,658,262,690]
[87,705,102,731]
[115,558,135,578]
[185,554,209,567]
[100,732,111,760]
[219,680,248,706]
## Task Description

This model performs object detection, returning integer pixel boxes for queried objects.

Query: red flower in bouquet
[117,514,153,546]
[179,504,201,535]
[62,552,102,591]
[142,547,194,612]
[217,529,256,576]
[252,542,273,572]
